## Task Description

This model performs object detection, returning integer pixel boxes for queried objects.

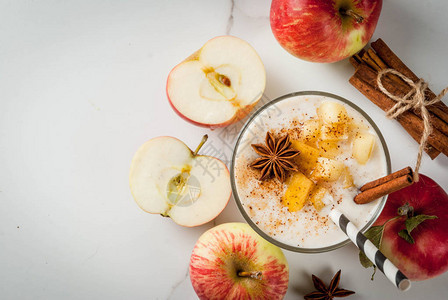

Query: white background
[1,0,448,299]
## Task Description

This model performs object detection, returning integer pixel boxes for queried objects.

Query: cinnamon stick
[352,65,448,156]
[354,48,448,138]
[371,39,448,122]
[349,49,365,68]
[361,51,382,71]
[354,174,414,204]
[428,106,448,125]
[357,63,448,137]
[356,44,448,134]
[360,167,413,192]
[349,56,361,68]
[362,48,407,89]
[349,74,442,159]
[366,49,388,70]
[427,110,448,137]
[371,39,432,94]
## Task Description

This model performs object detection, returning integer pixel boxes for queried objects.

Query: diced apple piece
[342,167,355,189]
[318,140,341,159]
[290,140,320,175]
[299,119,320,143]
[282,172,314,212]
[308,186,327,211]
[317,101,349,124]
[320,123,348,141]
[312,157,345,181]
[352,132,375,164]
[347,120,370,136]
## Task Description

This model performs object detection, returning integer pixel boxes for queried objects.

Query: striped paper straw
[329,209,411,291]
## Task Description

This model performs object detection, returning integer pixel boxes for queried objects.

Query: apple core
[166,171,201,207]
[201,66,237,101]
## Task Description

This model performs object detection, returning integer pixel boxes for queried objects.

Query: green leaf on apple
[359,225,384,278]
[358,216,400,279]
[405,214,437,233]
[359,250,377,280]
[398,230,414,244]
[359,251,374,269]
[398,215,438,244]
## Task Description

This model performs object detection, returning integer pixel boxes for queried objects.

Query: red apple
[373,174,448,280]
[189,223,289,299]
[270,0,382,63]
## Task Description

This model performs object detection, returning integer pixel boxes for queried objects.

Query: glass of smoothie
[231,91,391,253]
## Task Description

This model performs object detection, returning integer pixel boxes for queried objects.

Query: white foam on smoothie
[234,95,387,249]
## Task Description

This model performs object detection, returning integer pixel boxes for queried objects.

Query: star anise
[249,132,299,183]
[304,270,355,300]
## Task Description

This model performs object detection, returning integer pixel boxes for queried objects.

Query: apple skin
[373,174,448,281]
[190,223,289,299]
[270,0,382,63]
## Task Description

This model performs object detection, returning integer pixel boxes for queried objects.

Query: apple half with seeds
[129,135,231,227]
[167,36,266,128]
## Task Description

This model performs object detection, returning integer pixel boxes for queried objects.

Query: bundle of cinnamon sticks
[349,38,448,159]
[355,167,414,204]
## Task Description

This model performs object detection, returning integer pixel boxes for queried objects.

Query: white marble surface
[1,0,448,299]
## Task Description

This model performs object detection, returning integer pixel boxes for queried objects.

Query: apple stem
[397,202,414,218]
[342,9,364,23]
[237,271,262,280]
[193,134,208,156]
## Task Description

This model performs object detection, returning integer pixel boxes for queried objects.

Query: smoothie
[233,94,388,249]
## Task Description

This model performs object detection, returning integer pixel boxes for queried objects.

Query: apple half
[167,36,266,128]
[129,135,231,227]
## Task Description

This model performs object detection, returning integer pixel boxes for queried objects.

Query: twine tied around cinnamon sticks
[377,69,448,182]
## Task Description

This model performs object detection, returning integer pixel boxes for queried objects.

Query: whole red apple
[189,223,289,299]
[373,174,448,281]
[270,0,382,63]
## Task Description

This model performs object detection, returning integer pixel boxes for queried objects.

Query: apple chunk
[282,171,314,212]
[290,140,320,176]
[299,119,320,143]
[308,186,328,211]
[167,36,266,128]
[317,101,349,124]
[312,157,345,181]
[129,135,231,227]
[352,132,375,164]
